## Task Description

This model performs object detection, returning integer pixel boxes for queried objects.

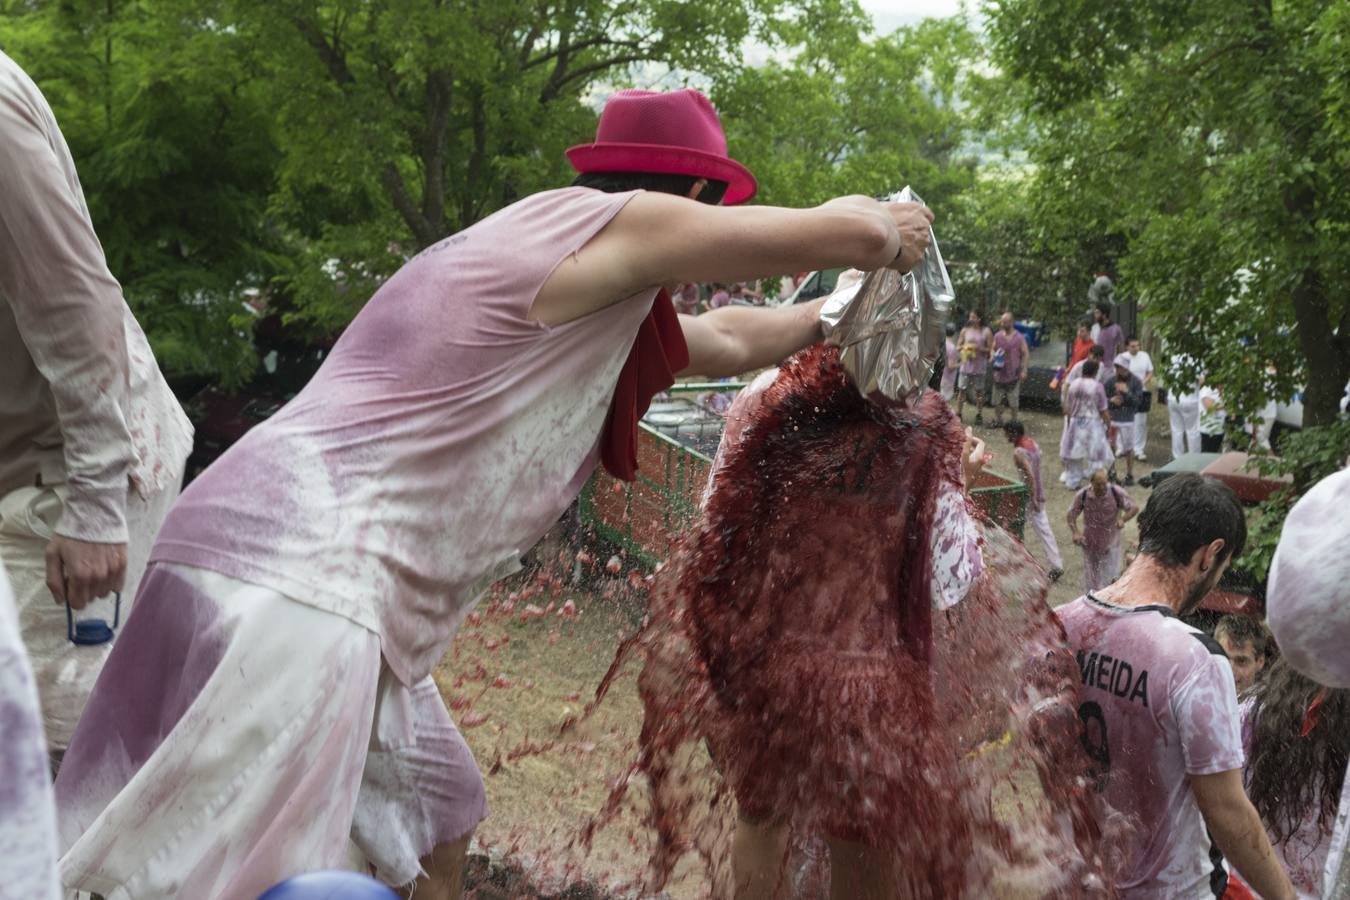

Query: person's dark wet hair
[1095,299,1113,319]
[945,321,957,337]
[1137,473,1246,567]
[1245,658,1350,845]
[573,171,729,205]
[1089,344,1106,359]
[1002,420,1025,441]
[1214,614,1269,660]
[1082,359,1100,378]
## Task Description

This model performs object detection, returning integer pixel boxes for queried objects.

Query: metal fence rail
[580,402,1028,566]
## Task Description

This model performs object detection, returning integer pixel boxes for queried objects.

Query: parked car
[773,268,845,306]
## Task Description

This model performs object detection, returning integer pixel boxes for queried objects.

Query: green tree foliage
[987,0,1350,581]
[1242,417,1350,580]
[941,168,1126,329]
[4,0,986,372]
[228,0,879,334]
[711,16,980,212]
[1,0,280,387]
[986,0,1350,431]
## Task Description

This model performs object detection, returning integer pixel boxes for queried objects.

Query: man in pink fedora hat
[54,87,935,899]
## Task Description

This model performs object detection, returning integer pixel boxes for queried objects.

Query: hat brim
[566,142,758,205]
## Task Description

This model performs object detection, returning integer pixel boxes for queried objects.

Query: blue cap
[258,872,399,899]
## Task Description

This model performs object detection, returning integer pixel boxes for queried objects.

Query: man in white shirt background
[1125,337,1155,462]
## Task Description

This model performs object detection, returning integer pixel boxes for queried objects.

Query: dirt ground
[442,403,1173,897]
[966,402,1166,610]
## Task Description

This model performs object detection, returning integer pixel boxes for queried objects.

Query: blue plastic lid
[257,872,399,899]
[66,592,120,646]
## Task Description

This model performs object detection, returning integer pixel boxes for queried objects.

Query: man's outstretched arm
[532,191,933,327]
[677,299,825,378]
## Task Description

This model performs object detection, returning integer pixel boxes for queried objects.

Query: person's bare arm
[1067,495,1085,545]
[1190,770,1295,900]
[1116,489,1140,528]
[532,191,932,326]
[1019,335,1029,381]
[677,299,825,378]
[0,76,131,608]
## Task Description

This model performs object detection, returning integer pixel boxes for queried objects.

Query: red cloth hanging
[600,289,690,481]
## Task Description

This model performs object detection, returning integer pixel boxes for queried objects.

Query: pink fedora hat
[566,88,757,205]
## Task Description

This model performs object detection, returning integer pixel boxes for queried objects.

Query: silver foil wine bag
[819,187,955,406]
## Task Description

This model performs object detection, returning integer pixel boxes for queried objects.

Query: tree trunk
[1288,267,1349,428]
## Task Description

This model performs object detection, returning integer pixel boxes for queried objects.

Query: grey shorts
[992,379,1021,410]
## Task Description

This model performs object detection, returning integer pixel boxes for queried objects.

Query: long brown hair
[1246,657,1350,843]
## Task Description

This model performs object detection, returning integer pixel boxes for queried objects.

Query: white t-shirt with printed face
[1057,595,1245,899]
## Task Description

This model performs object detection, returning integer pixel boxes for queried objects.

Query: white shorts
[1111,422,1135,457]
[55,562,487,898]
[0,480,180,750]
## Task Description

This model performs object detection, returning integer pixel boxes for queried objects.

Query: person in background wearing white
[1165,357,1203,459]
[0,50,193,762]
[1125,337,1154,462]
[1199,383,1226,453]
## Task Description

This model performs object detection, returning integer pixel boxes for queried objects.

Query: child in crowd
[1068,319,1095,371]
[1241,658,1349,899]
[1067,468,1138,592]
[1004,421,1063,581]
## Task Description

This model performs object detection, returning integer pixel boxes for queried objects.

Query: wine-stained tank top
[152,187,656,685]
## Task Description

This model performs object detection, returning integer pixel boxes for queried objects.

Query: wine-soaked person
[53,87,935,900]
[1057,473,1296,900]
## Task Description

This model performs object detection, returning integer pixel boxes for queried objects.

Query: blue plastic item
[257,872,399,899]
[66,591,120,645]
[1013,320,1043,349]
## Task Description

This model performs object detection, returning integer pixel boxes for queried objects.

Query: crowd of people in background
[670,275,800,315]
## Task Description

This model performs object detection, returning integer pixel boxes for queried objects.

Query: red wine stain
[563,346,1114,897]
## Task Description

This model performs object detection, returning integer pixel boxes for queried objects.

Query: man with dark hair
[1213,614,1269,694]
[1094,299,1124,364]
[1056,474,1295,899]
[54,87,938,899]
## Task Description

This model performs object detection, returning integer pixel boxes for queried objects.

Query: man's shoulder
[1059,596,1225,661]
